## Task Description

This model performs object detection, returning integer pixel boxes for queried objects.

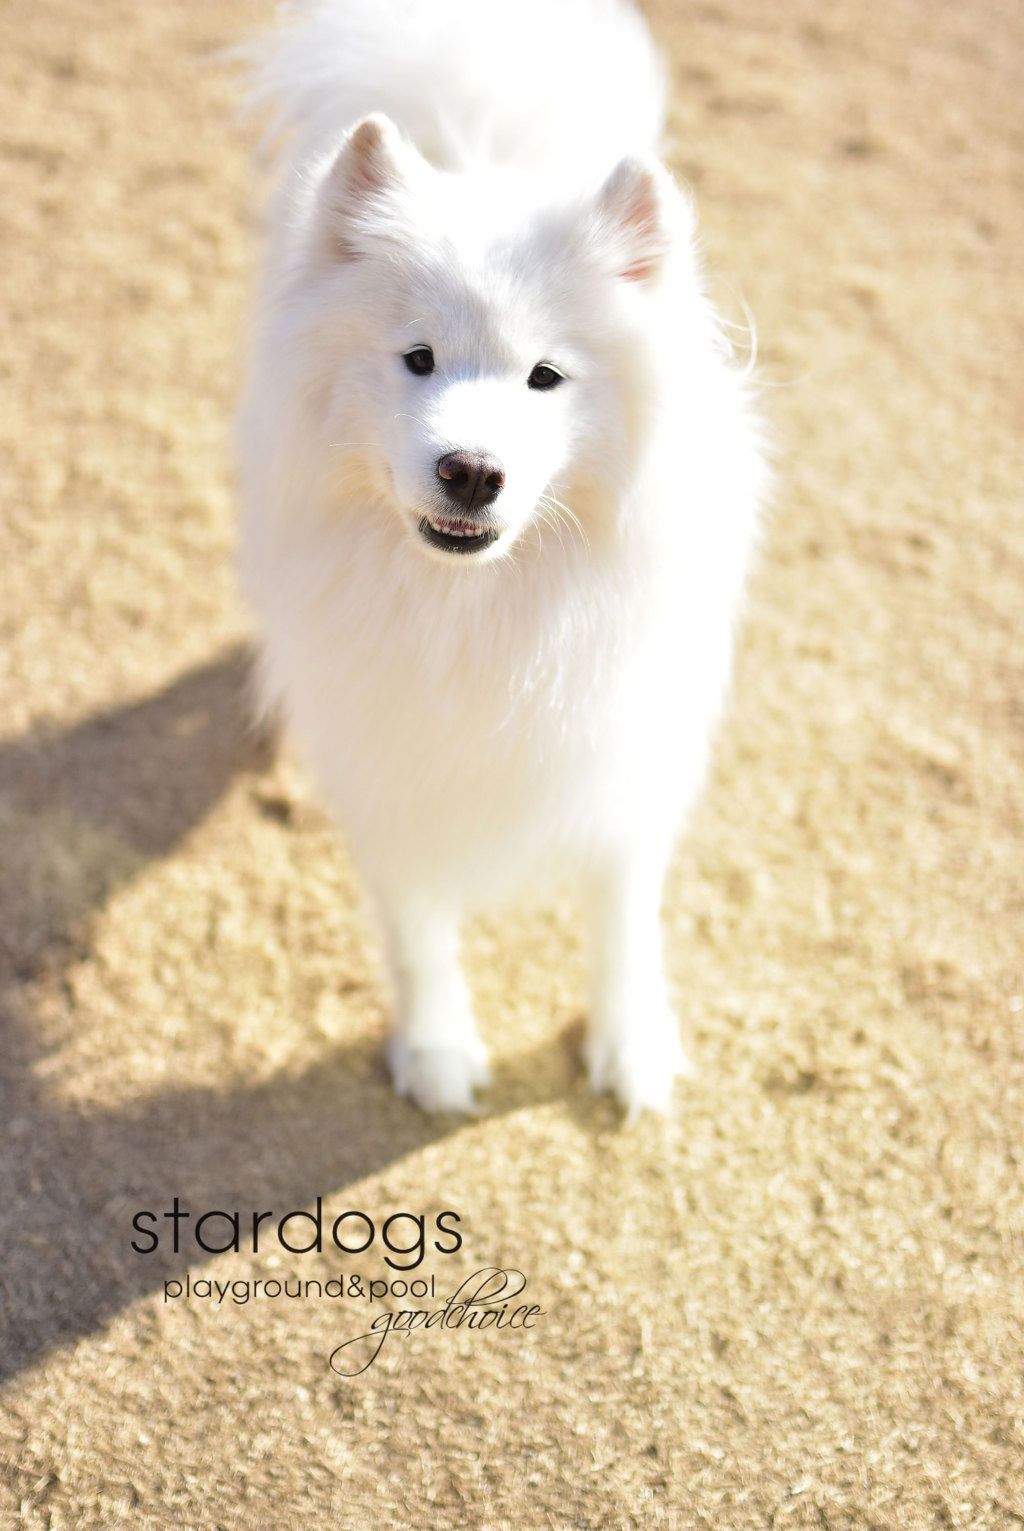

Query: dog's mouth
[418,513,500,556]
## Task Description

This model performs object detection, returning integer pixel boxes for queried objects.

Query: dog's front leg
[379,899,489,1113]
[583,851,693,1117]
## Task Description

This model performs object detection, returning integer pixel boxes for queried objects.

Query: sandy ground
[1,0,1022,1525]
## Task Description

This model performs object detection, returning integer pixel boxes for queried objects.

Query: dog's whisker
[536,504,567,551]
[537,502,567,546]
[547,494,583,531]
[539,492,588,550]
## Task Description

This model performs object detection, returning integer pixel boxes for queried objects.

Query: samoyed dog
[237,0,767,1115]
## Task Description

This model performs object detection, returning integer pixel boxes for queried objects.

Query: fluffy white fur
[237,0,767,1115]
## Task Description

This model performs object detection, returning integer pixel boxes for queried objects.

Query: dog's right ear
[315,114,415,262]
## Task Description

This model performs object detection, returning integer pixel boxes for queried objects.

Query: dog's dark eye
[527,363,565,391]
[403,346,435,376]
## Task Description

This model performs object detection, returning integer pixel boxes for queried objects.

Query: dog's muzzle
[420,451,505,553]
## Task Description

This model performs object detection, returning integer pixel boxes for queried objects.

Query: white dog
[237,0,767,1115]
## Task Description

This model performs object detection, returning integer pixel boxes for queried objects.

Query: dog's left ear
[592,156,681,283]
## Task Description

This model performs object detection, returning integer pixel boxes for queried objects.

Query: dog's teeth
[425,516,488,540]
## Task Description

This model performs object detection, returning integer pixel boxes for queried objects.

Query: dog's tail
[244,0,667,178]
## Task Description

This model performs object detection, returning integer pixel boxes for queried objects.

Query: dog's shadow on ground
[0,647,586,1383]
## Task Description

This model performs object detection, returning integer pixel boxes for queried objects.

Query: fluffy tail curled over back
[245,0,668,178]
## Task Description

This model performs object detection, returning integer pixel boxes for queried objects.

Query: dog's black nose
[436,451,505,510]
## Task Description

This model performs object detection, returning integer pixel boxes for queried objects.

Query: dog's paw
[585,1018,694,1119]
[387,1035,490,1114]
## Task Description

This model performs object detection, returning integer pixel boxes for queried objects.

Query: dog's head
[299,114,696,563]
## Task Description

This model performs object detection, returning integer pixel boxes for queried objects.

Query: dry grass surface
[1,0,1022,1525]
